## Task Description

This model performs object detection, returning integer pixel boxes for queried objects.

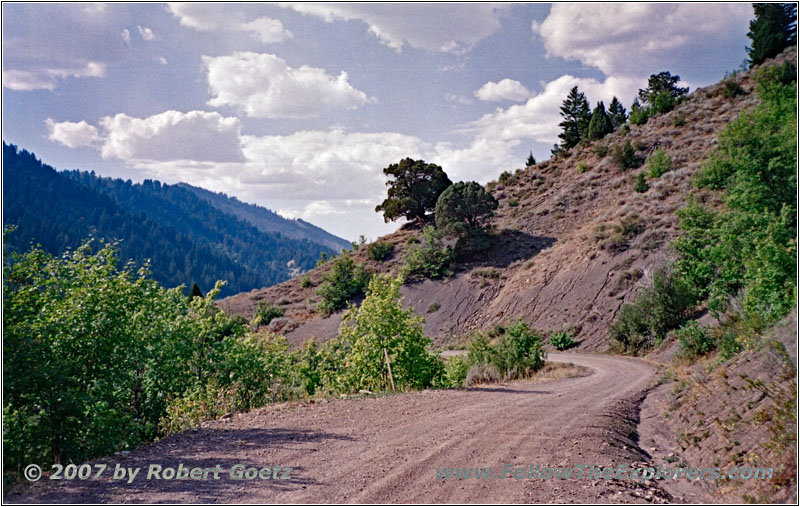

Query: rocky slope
[218,52,786,351]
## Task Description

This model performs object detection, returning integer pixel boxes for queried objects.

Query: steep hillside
[3,145,336,297]
[178,183,351,252]
[218,53,786,349]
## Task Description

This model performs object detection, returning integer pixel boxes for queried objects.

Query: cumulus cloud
[203,52,372,119]
[137,25,156,41]
[166,3,292,44]
[3,62,106,91]
[532,4,752,78]
[474,79,532,102]
[280,3,510,53]
[99,110,245,162]
[45,119,99,148]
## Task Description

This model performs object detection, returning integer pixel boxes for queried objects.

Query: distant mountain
[177,183,351,252]
[2,142,336,297]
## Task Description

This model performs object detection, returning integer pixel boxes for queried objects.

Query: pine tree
[556,86,592,151]
[526,151,536,166]
[189,282,203,299]
[608,96,628,128]
[587,101,614,140]
[637,72,689,115]
[747,3,797,67]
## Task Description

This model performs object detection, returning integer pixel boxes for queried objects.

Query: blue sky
[2,3,753,241]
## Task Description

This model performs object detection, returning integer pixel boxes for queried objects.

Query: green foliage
[300,275,313,288]
[549,330,577,351]
[375,158,453,223]
[610,267,698,354]
[443,355,469,388]
[587,101,614,140]
[436,182,498,237]
[316,251,371,315]
[720,79,747,98]
[610,140,642,170]
[634,173,649,193]
[336,275,444,392]
[629,98,650,125]
[251,301,285,327]
[366,241,394,262]
[637,71,689,115]
[526,152,536,166]
[672,112,687,127]
[498,170,512,184]
[593,144,609,158]
[508,199,519,207]
[403,226,454,280]
[747,3,797,67]
[556,86,592,151]
[577,162,588,173]
[678,64,796,322]
[646,148,673,178]
[676,321,714,358]
[608,96,628,128]
[491,321,546,379]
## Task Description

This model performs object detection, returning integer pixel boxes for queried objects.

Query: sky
[2,3,754,241]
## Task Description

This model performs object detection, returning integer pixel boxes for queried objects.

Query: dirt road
[10,353,679,503]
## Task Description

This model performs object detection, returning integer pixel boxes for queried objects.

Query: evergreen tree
[608,96,628,128]
[747,3,797,67]
[556,86,592,151]
[587,101,614,140]
[526,151,536,166]
[189,282,203,299]
[637,72,689,115]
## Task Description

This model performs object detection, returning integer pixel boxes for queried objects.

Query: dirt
[8,353,690,504]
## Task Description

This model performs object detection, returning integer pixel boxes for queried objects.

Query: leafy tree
[189,282,203,299]
[435,181,498,255]
[556,86,592,151]
[403,226,454,280]
[526,151,536,166]
[608,96,628,128]
[316,251,371,315]
[336,275,443,392]
[587,101,614,140]
[637,71,689,115]
[375,158,453,223]
[747,3,797,67]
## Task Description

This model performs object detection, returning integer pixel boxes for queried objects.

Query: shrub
[593,144,609,157]
[336,275,444,392]
[492,320,546,380]
[498,170,512,184]
[444,356,469,388]
[629,100,650,125]
[465,363,501,386]
[316,251,371,315]
[676,321,714,358]
[300,275,312,288]
[426,302,441,313]
[251,301,285,328]
[366,241,394,262]
[508,199,519,207]
[610,266,698,354]
[672,112,686,127]
[720,79,746,98]
[403,226,454,280]
[646,148,673,178]
[549,330,577,350]
[634,173,649,193]
[610,140,641,170]
[577,162,588,173]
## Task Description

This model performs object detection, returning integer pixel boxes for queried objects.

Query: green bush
[672,112,687,127]
[508,199,519,207]
[634,172,649,193]
[629,101,650,125]
[403,226,454,280]
[251,301,285,327]
[593,144,609,157]
[646,148,673,178]
[577,162,588,173]
[610,140,641,170]
[498,170,512,184]
[610,266,698,354]
[465,362,500,386]
[676,321,714,358]
[300,275,313,288]
[316,251,371,315]
[549,330,577,350]
[366,241,394,262]
[444,355,469,388]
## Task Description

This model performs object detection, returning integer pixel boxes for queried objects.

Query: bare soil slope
[218,58,781,351]
[10,353,681,504]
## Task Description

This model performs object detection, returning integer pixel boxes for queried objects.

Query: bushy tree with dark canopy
[555,86,592,152]
[435,181,498,254]
[375,158,452,223]
[587,101,614,140]
[637,72,689,115]
[608,96,628,128]
[747,3,797,67]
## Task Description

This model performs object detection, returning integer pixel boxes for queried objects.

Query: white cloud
[121,28,131,44]
[445,93,473,105]
[203,52,372,119]
[3,62,106,91]
[474,79,532,102]
[280,3,510,53]
[157,56,168,65]
[166,4,292,44]
[98,110,245,162]
[532,4,752,78]
[137,25,156,41]
[45,119,99,148]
